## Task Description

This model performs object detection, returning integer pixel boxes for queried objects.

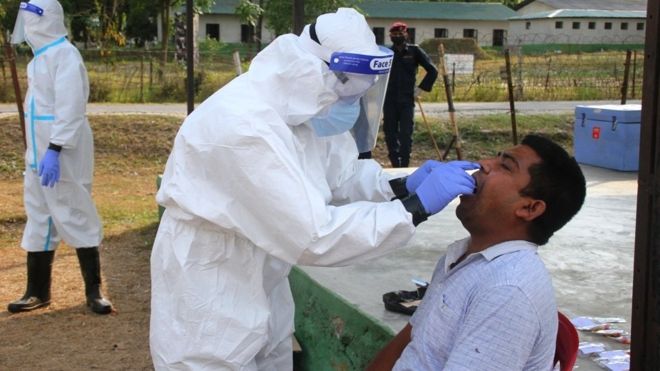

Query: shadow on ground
[0,223,158,370]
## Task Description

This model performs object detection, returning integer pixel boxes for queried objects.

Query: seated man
[368,134,586,370]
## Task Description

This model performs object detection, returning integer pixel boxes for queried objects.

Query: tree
[159,0,213,64]
[263,0,352,36]
[236,0,264,49]
[125,0,158,47]
[0,0,22,40]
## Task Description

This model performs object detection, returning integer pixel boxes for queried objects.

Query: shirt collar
[443,238,538,273]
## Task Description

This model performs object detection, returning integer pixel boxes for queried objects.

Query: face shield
[11,2,44,45]
[327,46,393,153]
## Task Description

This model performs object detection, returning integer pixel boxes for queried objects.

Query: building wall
[509,18,646,44]
[368,18,511,47]
[199,14,275,43]
[516,2,556,16]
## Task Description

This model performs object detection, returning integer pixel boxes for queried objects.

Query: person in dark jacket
[380,22,438,167]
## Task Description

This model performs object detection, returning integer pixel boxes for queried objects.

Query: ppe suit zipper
[43,217,52,251]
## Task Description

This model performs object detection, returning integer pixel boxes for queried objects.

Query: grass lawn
[0,111,574,369]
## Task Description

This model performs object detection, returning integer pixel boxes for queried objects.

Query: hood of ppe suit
[298,8,382,63]
[22,0,68,50]
[246,34,338,127]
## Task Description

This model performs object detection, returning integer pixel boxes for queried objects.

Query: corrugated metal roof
[517,0,647,11]
[206,0,516,21]
[358,0,516,21]
[510,9,646,20]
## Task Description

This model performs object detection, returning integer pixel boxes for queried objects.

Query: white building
[192,0,515,47]
[509,0,646,45]
[170,0,646,47]
[358,0,516,47]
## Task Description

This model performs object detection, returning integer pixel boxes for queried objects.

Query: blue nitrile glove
[415,161,478,215]
[406,160,480,193]
[38,149,61,187]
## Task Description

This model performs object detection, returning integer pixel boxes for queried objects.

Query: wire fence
[0,43,644,104]
[424,48,643,102]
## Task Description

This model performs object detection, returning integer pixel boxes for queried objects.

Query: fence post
[632,50,637,99]
[621,49,632,104]
[140,55,145,103]
[233,51,243,76]
[515,46,523,99]
[451,62,456,93]
[3,41,26,149]
[504,48,518,145]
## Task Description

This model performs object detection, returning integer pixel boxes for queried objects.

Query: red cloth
[389,21,407,32]
[554,312,579,371]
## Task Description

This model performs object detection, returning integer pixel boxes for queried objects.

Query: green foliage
[0,0,21,39]
[236,0,264,28]
[411,113,574,161]
[520,43,645,55]
[89,78,111,102]
[124,0,158,46]
[264,0,353,36]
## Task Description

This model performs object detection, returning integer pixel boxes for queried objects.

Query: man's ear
[515,199,546,221]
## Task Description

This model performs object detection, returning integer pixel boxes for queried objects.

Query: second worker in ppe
[150,8,478,370]
[7,0,112,315]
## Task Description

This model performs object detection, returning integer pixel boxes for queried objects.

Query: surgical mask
[391,36,406,46]
[311,99,361,137]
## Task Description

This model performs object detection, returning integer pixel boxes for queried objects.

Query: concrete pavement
[0,99,641,119]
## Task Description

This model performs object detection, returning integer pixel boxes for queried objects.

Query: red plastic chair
[554,312,579,371]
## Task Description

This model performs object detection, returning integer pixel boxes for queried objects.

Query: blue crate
[574,104,641,171]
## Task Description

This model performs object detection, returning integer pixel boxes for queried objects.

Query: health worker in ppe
[7,0,112,315]
[150,7,478,370]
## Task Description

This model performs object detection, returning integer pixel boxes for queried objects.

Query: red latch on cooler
[592,127,601,139]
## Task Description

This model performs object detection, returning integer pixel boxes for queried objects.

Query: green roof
[510,9,646,20]
[358,1,516,21]
[206,0,516,21]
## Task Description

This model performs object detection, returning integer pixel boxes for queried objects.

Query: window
[435,28,448,38]
[525,21,531,30]
[588,22,596,30]
[463,28,477,39]
[555,21,563,29]
[572,22,580,30]
[621,22,628,30]
[604,22,612,30]
[373,27,384,45]
[493,29,506,47]
[240,24,254,43]
[637,22,645,30]
[407,28,416,43]
[206,23,219,40]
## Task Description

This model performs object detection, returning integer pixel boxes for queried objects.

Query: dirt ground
[0,115,175,370]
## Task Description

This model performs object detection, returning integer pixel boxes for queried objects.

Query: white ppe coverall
[17,0,102,252]
[150,8,416,370]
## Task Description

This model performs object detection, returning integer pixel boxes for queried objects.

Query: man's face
[389,30,407,44]
[456,144,542,232]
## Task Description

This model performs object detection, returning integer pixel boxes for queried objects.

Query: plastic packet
[578,342,605,355]
[594,328,626,337]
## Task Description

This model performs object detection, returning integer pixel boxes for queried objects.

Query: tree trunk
[256,0,264,51]
[161,0,171,65]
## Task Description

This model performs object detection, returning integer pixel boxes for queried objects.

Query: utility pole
[186,0,194,114]
[293,0,305,35]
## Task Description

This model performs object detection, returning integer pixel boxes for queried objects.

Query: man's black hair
[519,134,586,245]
